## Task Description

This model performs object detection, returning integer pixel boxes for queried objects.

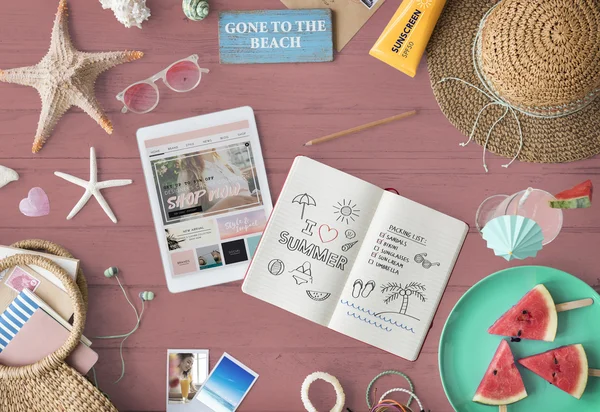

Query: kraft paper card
[281,0,386,51]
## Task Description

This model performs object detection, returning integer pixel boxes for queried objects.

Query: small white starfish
[55,147,132,223]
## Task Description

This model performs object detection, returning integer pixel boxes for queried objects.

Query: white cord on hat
[435,2,592,172]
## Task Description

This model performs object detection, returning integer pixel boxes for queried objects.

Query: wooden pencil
[303,110,417,146]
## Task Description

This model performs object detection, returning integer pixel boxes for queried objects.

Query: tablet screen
[137,107,273,292]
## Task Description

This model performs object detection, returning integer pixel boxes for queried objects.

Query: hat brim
[426,0,600,163]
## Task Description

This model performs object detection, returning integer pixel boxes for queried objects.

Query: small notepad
[0,291,97,375]
[243,157,468,361]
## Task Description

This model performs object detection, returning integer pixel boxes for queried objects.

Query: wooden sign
[219,10,333,64]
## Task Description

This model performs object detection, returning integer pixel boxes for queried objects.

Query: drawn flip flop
[361,280,376,298]
[352,279,363,298]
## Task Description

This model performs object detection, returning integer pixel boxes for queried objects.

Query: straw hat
[427,0,600,168]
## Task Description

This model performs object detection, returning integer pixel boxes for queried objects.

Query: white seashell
[100,0,151,29]
[0,165,18,189]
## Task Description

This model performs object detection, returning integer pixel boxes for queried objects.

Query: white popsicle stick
[555,298,594,313]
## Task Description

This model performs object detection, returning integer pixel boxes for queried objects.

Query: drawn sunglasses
[414,253,440,269]
[116,55,209,114]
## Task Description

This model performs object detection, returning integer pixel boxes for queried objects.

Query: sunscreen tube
[369,0,446,77]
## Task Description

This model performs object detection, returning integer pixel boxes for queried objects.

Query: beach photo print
[167,350,209,411]
[194,353,258,412]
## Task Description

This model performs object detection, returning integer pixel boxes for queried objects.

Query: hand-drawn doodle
[352,279,363,298]
[318,224,339,243]
[376,282,427,321]
[290,261,313,285]
[292,193,317,220]
[362,280,375,298]
[414,253,440,269]
[333,199,360,224]
[341,240,358,252]
[302,219,317,236]
[351,279,375,298]
[306,290,331,301]
[345,229,356,240]
[346,311,392,332]
[268,259,285,276]
[340,300,416,333]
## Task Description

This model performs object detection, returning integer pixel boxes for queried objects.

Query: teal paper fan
[482,215,544,261]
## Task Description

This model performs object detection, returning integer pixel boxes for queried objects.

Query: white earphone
[95,267,154,384]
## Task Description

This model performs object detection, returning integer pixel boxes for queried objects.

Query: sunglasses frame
[116,54,209,114]
[414,253,440,269]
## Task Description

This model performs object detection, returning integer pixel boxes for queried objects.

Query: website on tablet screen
[142,119,269,279]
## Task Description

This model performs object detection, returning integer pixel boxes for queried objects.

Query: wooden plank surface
[0,1,598,411]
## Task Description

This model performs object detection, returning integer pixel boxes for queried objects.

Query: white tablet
[137,107,273,293]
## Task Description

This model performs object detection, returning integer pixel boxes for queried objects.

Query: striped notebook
[0,291,98,374]
[0,291,38,352]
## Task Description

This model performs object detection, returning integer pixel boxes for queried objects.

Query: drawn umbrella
[292,193,316,220]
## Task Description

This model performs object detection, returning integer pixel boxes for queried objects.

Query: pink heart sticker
[19,187,50,217]
[318,224,339,243]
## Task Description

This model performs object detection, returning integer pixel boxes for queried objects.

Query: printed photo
[196,245,224,270]
[153,142,263,225]
[360,0,376,8]
[195,353,258,412]
[167,350,209,410]
[5,267,40,293]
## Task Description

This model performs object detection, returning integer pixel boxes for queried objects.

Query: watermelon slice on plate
[519,344,589,399]
[473,340,528,405]
[488,284,557,342]
[550,180,593,209]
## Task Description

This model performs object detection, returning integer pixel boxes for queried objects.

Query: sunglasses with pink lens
[116,55,209,114]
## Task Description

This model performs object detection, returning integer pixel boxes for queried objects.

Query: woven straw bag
[0,239,118,412]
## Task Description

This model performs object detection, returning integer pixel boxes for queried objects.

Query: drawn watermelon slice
[519,344,589,399]
[473,340,528,405]
[488,284,557,342]
[550,179,593,209]
[306,290,331,301]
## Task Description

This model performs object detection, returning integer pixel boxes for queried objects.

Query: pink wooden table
[0,1,598,411]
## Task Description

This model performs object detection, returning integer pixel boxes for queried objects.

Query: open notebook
[242,157,468,361]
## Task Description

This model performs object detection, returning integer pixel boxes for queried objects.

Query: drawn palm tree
[376,282,427,321]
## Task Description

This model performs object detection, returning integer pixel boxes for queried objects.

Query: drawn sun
[333,199,360,224]
[416,0,432,8]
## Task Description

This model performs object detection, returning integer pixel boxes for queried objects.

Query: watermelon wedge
[473,340,528,405]
[550,180,593,209]
[519,344,589,399]
[488,284,557,342]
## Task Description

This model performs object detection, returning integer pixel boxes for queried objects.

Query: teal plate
[439,266,600,411]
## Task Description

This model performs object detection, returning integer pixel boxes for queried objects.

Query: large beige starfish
[0,0,143,153]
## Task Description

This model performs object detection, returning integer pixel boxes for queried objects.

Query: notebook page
[328,191,468,360]
[242,157,383,326]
